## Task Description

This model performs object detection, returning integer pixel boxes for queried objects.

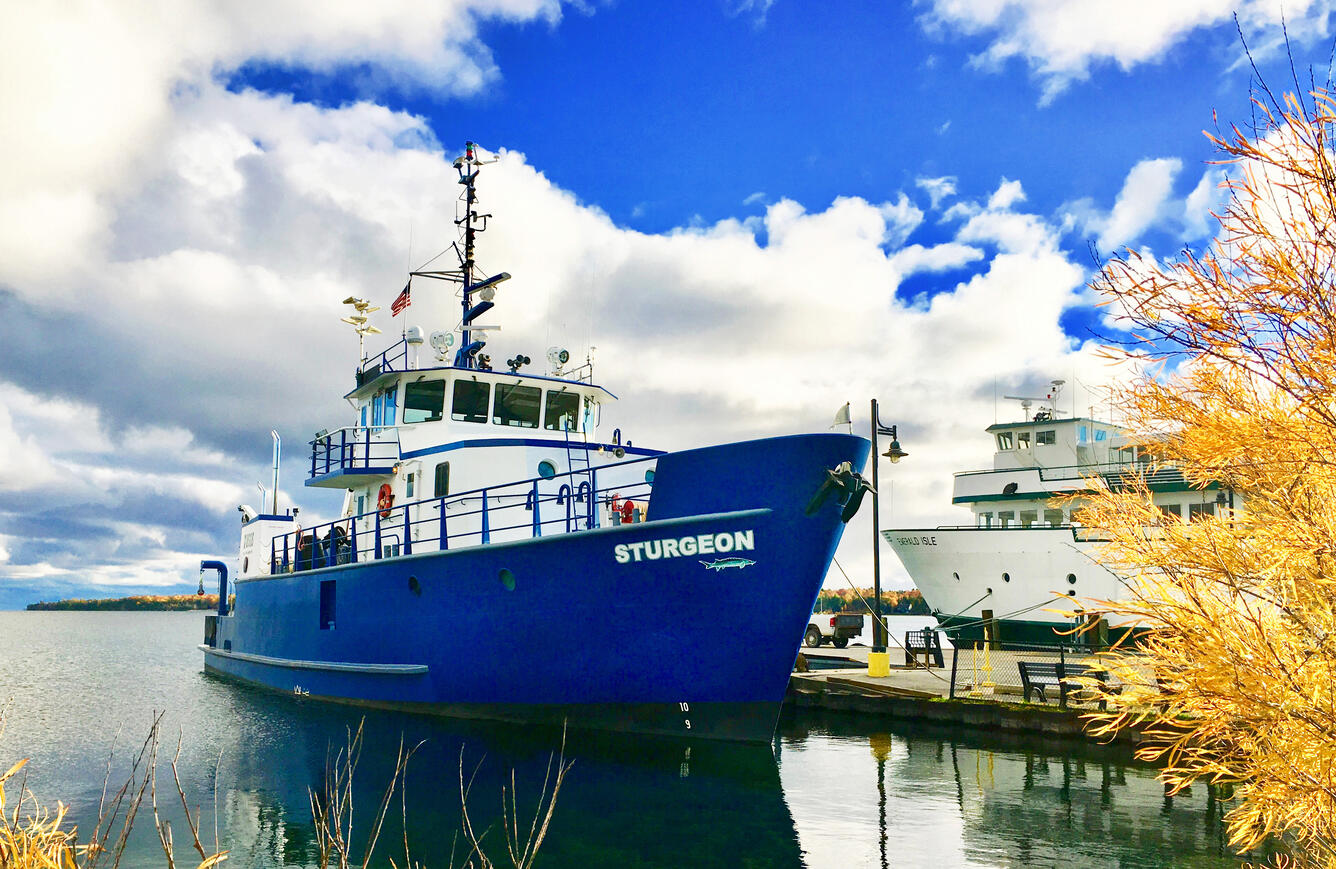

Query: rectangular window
[543,391,582,432]
[1189,502,1215,521]
[1158,503,1181,519]
[493,384,541,428]
[371,393,382,427]
[382,543,400,559]
[434,462,450,498]
[978,512,992,528]
[383,386,397,426]
[996,432,1014,450]
[356,494,365,516]
[319,580,336,630]
[1044,508,1064,526]
[997,510,1015,528]
[1019,510,1038,528]
[403,379,446,423]
[451,380,491,423]
[360,404,368,427]
[1036,430,1056,445]
[1017,432,1031,449]
[406,473,415,498]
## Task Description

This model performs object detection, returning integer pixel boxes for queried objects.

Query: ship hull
[204,433,869,743]
[884,526,1143,648]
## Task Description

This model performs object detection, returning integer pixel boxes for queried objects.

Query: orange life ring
[377,483,394,518]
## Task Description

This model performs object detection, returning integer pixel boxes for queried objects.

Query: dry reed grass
[3,706,571,869]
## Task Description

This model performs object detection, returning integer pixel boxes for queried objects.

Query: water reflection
[199,679,803,868]
[778,711,1243,868]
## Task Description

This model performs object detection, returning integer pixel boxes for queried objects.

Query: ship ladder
[563,424,597,529]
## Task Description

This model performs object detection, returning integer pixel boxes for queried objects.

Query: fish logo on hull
[700,557,757,571]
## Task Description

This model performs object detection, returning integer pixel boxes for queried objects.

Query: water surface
[0,611,1241,868]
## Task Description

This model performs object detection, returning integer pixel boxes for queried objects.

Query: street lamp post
[869,399,907,671]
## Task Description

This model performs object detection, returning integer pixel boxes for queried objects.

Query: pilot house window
[996,432,1014,450]
[493,384,541,428]
[403,379,446,423]
[1036,430,1056,445]
[544,391,582,432]
[451,381,491,423]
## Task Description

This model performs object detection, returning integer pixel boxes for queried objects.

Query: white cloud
[1097,157,1182,251]
[1183,166,1227,240]
[920,0,1336,102]
[917,176,958,209]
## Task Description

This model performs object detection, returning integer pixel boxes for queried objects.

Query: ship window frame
[543,390,582,433]
[996,432,1014,450]
[996,510,1015,528]
[1016,432,1031,449]
[1189,502,1216,521]
[403,378,446,424]
[1044,508,1064,526]
[493,383,541,429]
[1019,510,1038,527]
[1036,430,1056,445]
[451,380,491,424]
[434,462,450,498]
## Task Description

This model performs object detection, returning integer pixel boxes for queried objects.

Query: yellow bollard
[867,650,890,678]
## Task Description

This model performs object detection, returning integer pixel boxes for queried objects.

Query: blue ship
[200,142,871,742]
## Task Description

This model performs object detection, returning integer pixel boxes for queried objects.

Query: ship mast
[452,142,509,370]
[408,141,510,370]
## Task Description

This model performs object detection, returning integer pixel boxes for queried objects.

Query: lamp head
[883,440,908,464]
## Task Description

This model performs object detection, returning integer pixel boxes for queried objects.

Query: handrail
[308,426,401,479]
[952,459,1177,483]
[274,456,657,574]
[358,339,410,381]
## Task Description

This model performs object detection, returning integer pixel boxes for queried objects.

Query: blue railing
[309,426,401,480]
[273,458,657,573]
[358,339,410,385]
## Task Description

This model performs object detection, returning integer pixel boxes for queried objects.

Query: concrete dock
[788,646,1144,745]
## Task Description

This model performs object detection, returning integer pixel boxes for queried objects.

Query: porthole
[1066,573,1077,585]
[1002,572,1011,583]
[408,575,421,595]
[952,572,961,581]
[499,568,516,592]
[986,587,993,595]
[1067,589,1076,596]
[537,460,557,479]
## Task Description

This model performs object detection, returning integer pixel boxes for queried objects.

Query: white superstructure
[884,394,1234,646]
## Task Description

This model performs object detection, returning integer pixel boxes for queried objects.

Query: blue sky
[1,0,1334,608]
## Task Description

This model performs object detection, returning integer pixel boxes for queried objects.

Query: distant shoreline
[26,594,221,611]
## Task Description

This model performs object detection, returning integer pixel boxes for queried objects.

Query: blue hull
[205,433,870,742]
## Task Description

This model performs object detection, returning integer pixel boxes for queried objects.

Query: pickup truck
[804,613,865,649]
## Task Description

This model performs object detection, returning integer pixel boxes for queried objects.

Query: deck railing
[273,457,657,573]
[357,339,410,385]
[308,426,401,480]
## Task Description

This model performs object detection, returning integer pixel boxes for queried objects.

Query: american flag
[391,280,411,316]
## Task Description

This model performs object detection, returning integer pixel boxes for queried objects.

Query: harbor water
[1,611,1239,868]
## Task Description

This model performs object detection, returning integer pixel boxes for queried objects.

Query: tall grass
[2,708,570,869]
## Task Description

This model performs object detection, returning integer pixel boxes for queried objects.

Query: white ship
[883,384,1235,647]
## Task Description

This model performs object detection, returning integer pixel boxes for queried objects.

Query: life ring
[620,499,635,523]
[377,483,394,518]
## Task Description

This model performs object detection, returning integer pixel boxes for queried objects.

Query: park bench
[1017,661,1113,708]
[904,628,945,668]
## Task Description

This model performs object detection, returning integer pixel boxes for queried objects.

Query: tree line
[812,588,928,615]
[27,594,221,611]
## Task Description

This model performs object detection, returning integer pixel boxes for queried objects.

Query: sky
[2,0,1335,608]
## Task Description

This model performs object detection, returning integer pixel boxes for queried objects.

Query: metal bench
[904,628,945,668]
[1017,661,1110,708]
